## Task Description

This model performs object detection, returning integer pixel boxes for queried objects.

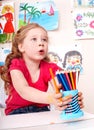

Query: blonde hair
[1,5,14,14]
[1,23,50,94]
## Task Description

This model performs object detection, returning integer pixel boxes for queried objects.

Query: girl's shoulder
[9,58,25,71]
[11,58,24,66]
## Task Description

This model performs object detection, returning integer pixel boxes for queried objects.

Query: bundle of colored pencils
[56,70,80,91]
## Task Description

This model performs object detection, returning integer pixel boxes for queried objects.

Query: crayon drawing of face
[66,55,81,66]
[63,50,83,73]
[48,52,62,67]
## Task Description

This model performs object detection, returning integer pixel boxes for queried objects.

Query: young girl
[1,23,84,115]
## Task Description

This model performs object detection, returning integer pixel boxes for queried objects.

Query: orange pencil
[72,71,76,89]
[49,68,60,93]
[69,71,75,90]
[49,68,63,101]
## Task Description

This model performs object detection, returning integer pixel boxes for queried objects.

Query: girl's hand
[52,91,84,111]
[53,92,72,111]
[48,83,72,111]
[78,92,84,109]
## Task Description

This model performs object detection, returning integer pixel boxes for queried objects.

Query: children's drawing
[48,43,83,74]
[63,50,83,73]
[19,0,58,30]
[48,52,62,68]
[0,23,3,34]
[0,47,11,66]
[48,5,54,16]
[72,9,94,39]
[73,0,94,8]
[0,1,15,43]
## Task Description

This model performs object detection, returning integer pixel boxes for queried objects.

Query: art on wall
[0,1,15,43]
[72,0,94,8]
[72,9,94,39]
[48,43,83,74]
[0,46,11,66]
[71,0,94,39]
[19,0,58,30]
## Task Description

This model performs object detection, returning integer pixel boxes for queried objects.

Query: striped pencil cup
[60,89,84,120]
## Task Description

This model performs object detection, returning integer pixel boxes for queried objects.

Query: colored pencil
[58,71,69,91]
[49,68,60,93]
[69,71,75,90]
[49,68,62,101]
[72,70,76,89]
[64,71,73,90]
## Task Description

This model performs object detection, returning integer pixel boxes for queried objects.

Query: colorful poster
[0,1,15,43]
[19,0,58,30]
[72,9,94,39]
[72,0,94,8]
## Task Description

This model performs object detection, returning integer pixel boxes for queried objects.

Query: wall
[0,0,94,114]
[50,0,94,114]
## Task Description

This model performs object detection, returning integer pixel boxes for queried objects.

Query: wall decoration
[0,1,15,43]
[19,0,58,30]
[63,50,83,73]
[48,51,63,68]
[72,0,94,8]
[72,9,94,39]
[0,46,11,66]
[48,43,83,74]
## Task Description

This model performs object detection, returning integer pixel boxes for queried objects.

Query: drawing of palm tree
[27,6,41,24]
[89,0,94,6]
[20,3,32,23]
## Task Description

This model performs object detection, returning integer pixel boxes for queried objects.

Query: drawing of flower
[76,14,82,21]
[76,30,83,36]
[89,20,94,29]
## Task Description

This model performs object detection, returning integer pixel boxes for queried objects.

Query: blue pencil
[61,72,72,90]
[57,71,69,91]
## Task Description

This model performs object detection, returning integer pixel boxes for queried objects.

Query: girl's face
[18,27,48,62]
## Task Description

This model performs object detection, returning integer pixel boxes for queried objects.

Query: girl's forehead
[29,27,46,32]
[26,28,47,36]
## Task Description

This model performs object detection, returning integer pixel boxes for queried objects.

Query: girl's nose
[39,42,44,46]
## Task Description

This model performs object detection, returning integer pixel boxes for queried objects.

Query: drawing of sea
[19,1,58,30]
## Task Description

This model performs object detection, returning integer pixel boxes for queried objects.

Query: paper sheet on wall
[0,1,15,43]
[78,127,94,130]
[0,111,94,129]
[72,9,94,40]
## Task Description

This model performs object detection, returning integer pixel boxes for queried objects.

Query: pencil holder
[60,89,84,120]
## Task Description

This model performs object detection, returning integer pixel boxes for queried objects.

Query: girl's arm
[10,69,72,110]
[10,69,50,104]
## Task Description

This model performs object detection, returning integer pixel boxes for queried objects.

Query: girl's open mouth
[39,50,45,55]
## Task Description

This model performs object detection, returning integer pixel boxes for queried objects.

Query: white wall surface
[0,0,94,114]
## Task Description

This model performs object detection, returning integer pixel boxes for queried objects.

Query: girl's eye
[31,38,37,41]
[42,38,48,42]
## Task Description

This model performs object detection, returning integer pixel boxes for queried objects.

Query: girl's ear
[18,43,24,53]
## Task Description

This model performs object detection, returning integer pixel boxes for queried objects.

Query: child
[1,23,84,115]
